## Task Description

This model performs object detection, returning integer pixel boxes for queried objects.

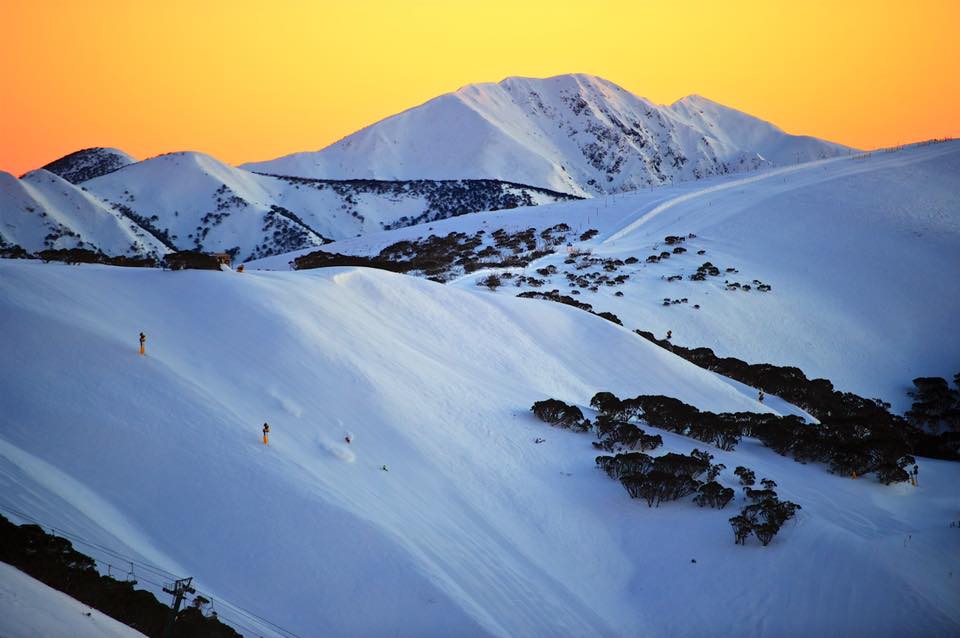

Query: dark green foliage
[0,514,240,637]
[297,227,559,282]
[597,450,713,507]
[734,466,756,486]
[517,290,624,326]
[593,415,663,453]
[590,391,741,451]
[37,248,159,268]
[531,399,588,431]
[729,486,801,546]
[590,390,921,482]
[478,274,502,290]
[627,334,959,462]
[906,376,960,433]
[694,481,735,509]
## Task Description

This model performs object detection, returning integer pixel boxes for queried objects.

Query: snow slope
[243,74,851,196]
[0,259,958,637]
[254,140,960,411]
[0,562,146,638]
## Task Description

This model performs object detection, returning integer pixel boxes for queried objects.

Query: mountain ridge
[242,73,853,195]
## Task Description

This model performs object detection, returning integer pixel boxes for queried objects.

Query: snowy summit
[243,74,852,195]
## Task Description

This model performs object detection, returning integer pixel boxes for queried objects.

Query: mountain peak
[243,74,851,195]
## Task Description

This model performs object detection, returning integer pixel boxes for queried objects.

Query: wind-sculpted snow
[244,74,851,195]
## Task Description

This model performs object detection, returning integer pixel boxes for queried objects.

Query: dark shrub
[531,399,585,429]
[694,481,735,509]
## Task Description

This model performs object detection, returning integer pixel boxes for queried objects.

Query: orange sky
[2,0,958,176]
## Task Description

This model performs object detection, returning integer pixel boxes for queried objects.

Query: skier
[911,464,919,486]
[666,330,672,340]
[344,434,352,445]
[139,332,146,356]
[262,422,270,445]
[758,389,765,403]
[380,464,388,472]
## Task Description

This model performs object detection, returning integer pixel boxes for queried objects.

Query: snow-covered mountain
[243,74,853,196]
[0,74,852,260]
[0,152,574,261]
[0,169,167,257]
[40,147,136,184]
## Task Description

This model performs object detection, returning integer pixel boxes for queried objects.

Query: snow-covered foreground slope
[1,260,958,637]
[244,74,851,196]
[0,562,147,638]
[261,140,960,412]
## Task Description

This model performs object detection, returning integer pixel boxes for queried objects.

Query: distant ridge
[243,73,853,195]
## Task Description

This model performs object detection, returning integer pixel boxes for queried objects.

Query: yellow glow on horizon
[1,0,957,175]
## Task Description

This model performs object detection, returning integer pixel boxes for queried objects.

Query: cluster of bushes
[35,248,159,268]
[107,201,177,250]
[596,449,726,508]
[591,392,745,452]
[245,206,324,261]
[725,278,772,292]
[531,398,590,432]
[296,226,567,282]
[633,332,960,460]
[564,266,630,291]
[728,471,801,546]
[0,514,240,637]
[593,391,919,483]
[531,398,800,545]
[593,414,663,453]
[518,290,623,325]
[259,173,579,232]
[689,261,721,280]
[296,231,480,279]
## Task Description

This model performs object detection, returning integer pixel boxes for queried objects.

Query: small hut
[164,251,232,271]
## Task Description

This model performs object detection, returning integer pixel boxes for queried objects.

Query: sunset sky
[2,0,957,176]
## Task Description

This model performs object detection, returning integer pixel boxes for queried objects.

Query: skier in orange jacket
[262,422,270,445]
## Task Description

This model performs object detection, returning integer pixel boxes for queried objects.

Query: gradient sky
[2,0,958,176]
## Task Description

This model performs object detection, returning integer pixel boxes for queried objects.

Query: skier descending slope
[138,332,146,356]
[262,422,270,445]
